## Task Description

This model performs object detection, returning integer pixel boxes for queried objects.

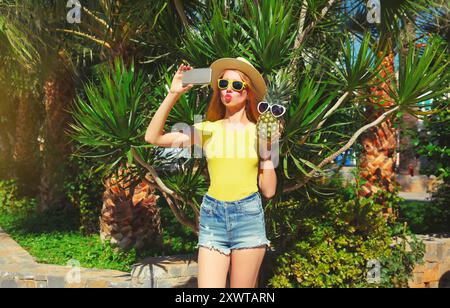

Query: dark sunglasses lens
[258,102,269,114]
[232,81,244,91]
[218,79,229,89]
[271,105,286,117]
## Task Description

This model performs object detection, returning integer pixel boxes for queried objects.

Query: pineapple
[256,110,281,143]
[256,68,291,143]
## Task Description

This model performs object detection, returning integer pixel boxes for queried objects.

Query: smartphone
[182,68,212,87]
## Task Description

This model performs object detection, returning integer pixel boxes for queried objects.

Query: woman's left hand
[257,125,282,160]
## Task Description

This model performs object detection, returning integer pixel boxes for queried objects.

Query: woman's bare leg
[197,247,231,288]
[229,247,266,288]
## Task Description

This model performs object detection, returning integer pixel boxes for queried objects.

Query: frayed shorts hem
[196,242,271,257]
[197,244,231,256]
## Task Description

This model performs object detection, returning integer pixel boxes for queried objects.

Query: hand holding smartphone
[181,68,212,87]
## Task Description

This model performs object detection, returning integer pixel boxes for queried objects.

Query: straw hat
[210,57,267,102]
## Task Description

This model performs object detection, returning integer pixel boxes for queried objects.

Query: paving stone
[19,273,35,280]
[85,279,109,288]
[47,276,66,288]
[107,281,132,288]
[17,280,36,288]
[1,279,18,288]
[35,281,48,288]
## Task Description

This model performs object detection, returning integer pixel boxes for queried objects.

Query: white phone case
[182,68,212,86]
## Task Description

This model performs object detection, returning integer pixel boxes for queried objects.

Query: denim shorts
[196,191,272,256]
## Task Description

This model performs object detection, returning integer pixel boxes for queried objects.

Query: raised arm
[144,64,195,148]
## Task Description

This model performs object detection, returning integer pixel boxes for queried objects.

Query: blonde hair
[205,70,260,123]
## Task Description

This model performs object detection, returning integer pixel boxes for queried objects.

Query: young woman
[145,57,278,288]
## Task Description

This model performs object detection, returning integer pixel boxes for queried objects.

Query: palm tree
[0,11,42,195]
[344,0,446,202]
[0,1,79,210]
[69,59,164,251]
[0,51,18,180]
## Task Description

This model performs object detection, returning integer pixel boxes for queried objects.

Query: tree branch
[55,28,112,49]
[317,91,350,129]
[294,0,309,50]
[283,106,399,193]
[301,0,337,45]
[162,190,199,236]
[133,148,200,231]
[174,0,189,27]
[289,0,337,70]
[141,175,198,235]
[131,147,174,195]
[82,7,113,34]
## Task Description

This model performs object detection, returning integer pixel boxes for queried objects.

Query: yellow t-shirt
[193,119,259,201]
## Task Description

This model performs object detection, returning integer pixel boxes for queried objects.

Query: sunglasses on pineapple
[257,101,286,117]
[217,79,248,92]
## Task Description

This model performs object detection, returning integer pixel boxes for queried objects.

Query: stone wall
[130,254,198,288]
[409,235,450,288]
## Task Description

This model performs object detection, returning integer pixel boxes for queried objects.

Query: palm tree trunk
[0,126,15,179]
[13,93,41,197]
[100,166,163,252]
[0,93,15,179]
[358,51,398,201]
[38,59,75,212]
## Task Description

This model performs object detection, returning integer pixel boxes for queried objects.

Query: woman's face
[219,70,248,108]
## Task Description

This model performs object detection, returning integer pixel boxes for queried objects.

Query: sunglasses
[257,101,286,118]
[218,79,248,92]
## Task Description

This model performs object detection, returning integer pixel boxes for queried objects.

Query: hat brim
[210,58,267,102]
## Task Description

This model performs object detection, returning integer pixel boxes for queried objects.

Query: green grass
[0,207,136,272]
[0,202,198,272]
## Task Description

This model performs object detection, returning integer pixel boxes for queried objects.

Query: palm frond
[68,58,151,170]
[386,36,449,114]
